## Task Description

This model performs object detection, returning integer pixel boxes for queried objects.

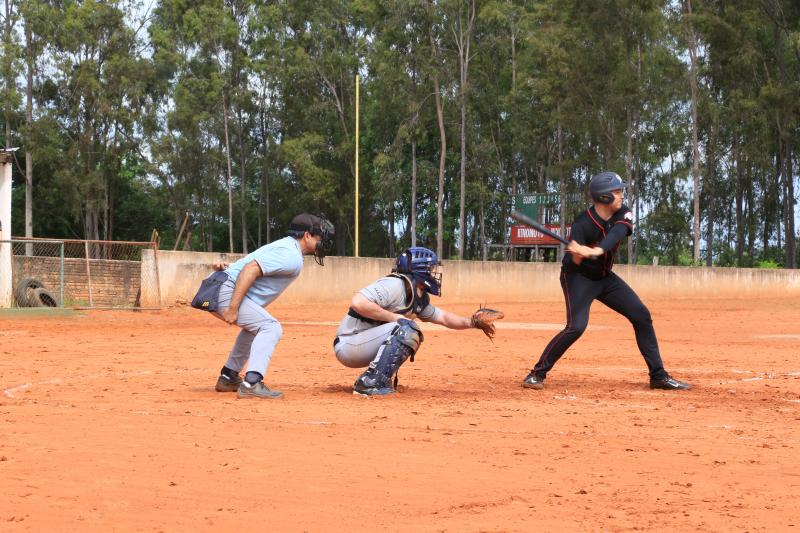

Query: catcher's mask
[394,247,442,296]
[589,171,627,205]
[287,213,335,265]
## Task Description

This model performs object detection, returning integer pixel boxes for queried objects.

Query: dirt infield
[2,296,799,532]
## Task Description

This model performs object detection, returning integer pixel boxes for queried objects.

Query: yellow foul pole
[355,74,360,257]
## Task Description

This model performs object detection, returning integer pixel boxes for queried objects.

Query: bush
[755,259,779,269]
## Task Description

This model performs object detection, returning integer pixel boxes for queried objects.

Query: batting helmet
[589,171,627,205]
[395,247,442,296]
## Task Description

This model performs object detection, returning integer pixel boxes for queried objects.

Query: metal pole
[355,74,360,257]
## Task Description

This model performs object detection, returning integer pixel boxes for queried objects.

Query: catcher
[332,246,503,396]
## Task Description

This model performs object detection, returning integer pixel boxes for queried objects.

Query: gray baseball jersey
[336,275,442,337]
[334,275,441,368]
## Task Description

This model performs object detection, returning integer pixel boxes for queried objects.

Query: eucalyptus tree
[149,0,249,252]
[44,0,151,243]
[256,0,369,255]
[362,0,437,254]
[2,0,20,150]
[18,0,53,243]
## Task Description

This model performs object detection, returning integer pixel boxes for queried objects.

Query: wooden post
[84,240,94,307]
[173,212,189,251]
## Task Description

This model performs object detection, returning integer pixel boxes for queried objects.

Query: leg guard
[353,319,423,395]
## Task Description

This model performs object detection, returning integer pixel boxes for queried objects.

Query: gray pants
[214,279,283,377]
[333,322,399,368]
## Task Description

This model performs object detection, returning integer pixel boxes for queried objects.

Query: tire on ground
[30,287,58,308]
[14,278,44,307]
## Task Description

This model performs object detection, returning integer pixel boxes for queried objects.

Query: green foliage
[756,259,780,269]
[2,0,797,268]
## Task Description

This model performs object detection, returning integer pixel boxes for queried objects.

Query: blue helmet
[395,247,442,296]
[589,171,627,204]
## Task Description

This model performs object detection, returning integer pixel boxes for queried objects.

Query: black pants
[532,271,667,380]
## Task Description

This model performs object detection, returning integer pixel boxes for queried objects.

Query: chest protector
[388,273,430,316]
[346,273,431,326]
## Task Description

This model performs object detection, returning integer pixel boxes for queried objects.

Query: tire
[14,278,44,307]
[30,287,58,308]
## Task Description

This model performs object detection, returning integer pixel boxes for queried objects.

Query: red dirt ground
[2,297,799,532]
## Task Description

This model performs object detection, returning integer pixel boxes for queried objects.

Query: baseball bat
[510,210,571,245]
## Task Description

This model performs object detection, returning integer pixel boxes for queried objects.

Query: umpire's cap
[288,213,335,265]
[287,213,334,239]
[589,171,627,204]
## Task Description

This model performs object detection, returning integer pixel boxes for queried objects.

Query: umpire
[205,213,334,399]
[522,171,691,391]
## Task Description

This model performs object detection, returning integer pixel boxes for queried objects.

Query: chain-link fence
[2,238,161,309]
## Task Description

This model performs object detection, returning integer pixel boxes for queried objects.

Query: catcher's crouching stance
[333,247,503,396]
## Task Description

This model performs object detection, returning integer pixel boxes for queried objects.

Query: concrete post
[0,149,16,307]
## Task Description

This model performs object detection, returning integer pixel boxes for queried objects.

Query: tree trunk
[774,144,782,253]
[625,109,634,263]
[785,141,795,268]
[557,120,565,261]
[236,106,248,254]
[257,177,262,247]
[458,82,466,259]
[509,0,516,91]
[3,0,12,150]
[259,86,271,246]
[388,204,395,258]
[24,17,33,251]
[685,0,702,263]
[734,142,744,264]
[430,28,446,259]
[454,0,474,260]
[411,138,417,247]
[222,93,234,253]
[479,191,486,261]
[705,130,716,267]
[746,172,755,260]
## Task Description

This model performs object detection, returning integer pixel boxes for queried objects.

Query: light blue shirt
[224,236,304,307]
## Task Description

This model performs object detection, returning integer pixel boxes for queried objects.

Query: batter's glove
[470,308,504,340]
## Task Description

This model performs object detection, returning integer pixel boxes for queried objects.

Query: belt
[333,336,340,348]
[347,307,387,326]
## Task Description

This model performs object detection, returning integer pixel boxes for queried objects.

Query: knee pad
[395,318,424,352]
[353,319,423,393]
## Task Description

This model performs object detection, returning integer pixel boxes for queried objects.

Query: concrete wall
[0,160,13,307]
[142,249,800,307]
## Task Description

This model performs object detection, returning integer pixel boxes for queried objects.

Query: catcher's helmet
[287,213,335,265]
[395,247,442,296]
[589,171,627,205]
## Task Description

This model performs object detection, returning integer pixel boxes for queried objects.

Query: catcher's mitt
[470,307,504,340]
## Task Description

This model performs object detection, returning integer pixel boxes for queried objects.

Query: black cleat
[215,373,243,392]
[522,372,545,390]
[649,375,692,390]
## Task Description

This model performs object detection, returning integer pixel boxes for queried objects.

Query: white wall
[0,159,13,307]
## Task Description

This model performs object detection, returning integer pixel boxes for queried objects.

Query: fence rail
[1,238,161,309]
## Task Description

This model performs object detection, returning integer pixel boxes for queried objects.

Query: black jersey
[562,205,634,279]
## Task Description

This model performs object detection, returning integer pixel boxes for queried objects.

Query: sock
[220,366,239,380]
[245,371,263,385]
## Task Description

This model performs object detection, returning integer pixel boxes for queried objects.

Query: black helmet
[287,213,335,265]
[589,171,627,204]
